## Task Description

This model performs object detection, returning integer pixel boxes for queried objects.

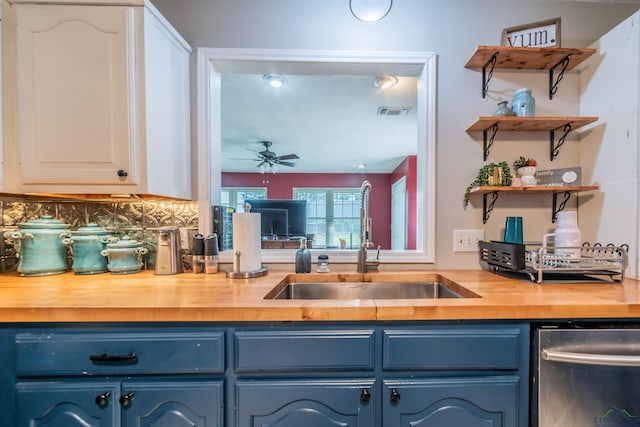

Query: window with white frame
[293,188,361,249]
[221,188,267,212]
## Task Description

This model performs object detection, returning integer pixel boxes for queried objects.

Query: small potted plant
[513,156,537,186]
[463,161,512,208]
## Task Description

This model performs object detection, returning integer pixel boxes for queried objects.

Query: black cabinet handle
[119,392,134,408]
[360,388,371,402]
[390,388,401,402]
[89,353,138,364]
[117,169,128,178]
[95,391,111,408]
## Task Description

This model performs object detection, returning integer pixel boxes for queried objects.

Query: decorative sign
[535,166,581,186]
[502,17,561,48]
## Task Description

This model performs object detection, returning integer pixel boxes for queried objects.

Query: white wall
[580,11,640,278]
[153,0,640,269]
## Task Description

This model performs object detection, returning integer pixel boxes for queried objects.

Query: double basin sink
[264,273,478,300]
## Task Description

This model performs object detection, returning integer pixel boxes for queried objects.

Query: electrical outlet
[453,229,485,252]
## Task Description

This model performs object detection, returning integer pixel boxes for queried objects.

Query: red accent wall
[222,172,392,249]
[390,155,417,250]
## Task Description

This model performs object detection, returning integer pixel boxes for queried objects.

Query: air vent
[377,107,411,116]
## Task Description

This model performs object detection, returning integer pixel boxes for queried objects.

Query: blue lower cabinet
[236,379,376,427]
[121,380,224,427]
[16,381,119,427]
[382,376,519,427]
[16,379,224,427]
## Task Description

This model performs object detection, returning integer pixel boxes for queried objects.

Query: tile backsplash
[0,196,199,273]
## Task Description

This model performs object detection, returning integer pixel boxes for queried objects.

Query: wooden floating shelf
[466,116,598,133]
[470,185,599,194]
[470,185,599,223]
[464,46,597,70]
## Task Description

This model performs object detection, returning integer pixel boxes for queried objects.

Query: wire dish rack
[479,241,628,284]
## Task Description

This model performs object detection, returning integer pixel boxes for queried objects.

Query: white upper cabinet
[5,0,192,199]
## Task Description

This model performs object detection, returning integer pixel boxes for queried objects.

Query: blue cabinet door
[383,376,519,427]
[121,380,224,427]
[16,381,119,427]
[236,379,376,427]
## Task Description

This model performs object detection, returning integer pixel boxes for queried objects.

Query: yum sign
[502,18,561,48]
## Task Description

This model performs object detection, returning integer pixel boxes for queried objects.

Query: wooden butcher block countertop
[0,269,639,323]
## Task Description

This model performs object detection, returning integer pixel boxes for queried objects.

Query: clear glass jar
[317,254,330,273]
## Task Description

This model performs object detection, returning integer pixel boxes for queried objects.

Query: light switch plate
[453,229,485,252]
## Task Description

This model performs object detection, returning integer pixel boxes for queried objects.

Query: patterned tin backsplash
[0,196,200,273]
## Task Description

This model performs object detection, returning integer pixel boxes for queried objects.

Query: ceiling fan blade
[276,154,300,161]
[278,161,296,167]
[228,157,261,161]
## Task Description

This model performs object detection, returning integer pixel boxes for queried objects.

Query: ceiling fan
[231,141,300,170]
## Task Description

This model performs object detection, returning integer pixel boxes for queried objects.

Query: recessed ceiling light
[373,76,398,90]
[263,74,287,88]
[357,163,367,169]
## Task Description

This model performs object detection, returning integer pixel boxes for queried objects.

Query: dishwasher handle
[543,349,640,367]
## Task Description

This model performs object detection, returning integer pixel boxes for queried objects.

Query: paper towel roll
[232,212,262,272]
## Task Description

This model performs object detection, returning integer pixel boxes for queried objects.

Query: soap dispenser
[295,237,311,273]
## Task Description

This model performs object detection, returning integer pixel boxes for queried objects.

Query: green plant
[513,156,537,169]
[463,162,512,208]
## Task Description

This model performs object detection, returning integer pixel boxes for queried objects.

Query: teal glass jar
[512,88,535,116]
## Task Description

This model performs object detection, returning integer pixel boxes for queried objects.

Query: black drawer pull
[89,353,138,364]
[390,388,401,402]
[360,388,371,402]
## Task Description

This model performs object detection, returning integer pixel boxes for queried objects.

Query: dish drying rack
[479,241,628,283]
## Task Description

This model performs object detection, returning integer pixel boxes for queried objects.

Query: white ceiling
[221,72,418,174]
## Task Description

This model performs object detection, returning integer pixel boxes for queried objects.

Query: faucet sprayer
[360,180,373,249]
[358,180,374,273]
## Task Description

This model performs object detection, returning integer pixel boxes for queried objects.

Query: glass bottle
[512,88,535,116]
[493,101,515,116]
[295,238,311,273]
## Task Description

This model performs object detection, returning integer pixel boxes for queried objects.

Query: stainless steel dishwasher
[534,326,640,427]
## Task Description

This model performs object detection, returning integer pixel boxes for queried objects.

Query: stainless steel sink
[266,281,467,300]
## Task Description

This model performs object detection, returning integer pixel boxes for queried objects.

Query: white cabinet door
[15,4,137,185]
[142,4,191,199]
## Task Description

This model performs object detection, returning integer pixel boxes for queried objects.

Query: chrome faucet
[357,180,374,273]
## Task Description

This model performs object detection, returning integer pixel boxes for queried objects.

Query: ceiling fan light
[350,0,392,22]
[263,74,287,88]
[373,76,398,90]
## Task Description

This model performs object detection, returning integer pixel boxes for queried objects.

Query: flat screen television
[245,199,307,238]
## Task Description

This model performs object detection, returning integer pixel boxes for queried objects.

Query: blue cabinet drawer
[15,330,225,376]
[234,329,375,372]
[383,326,523,370]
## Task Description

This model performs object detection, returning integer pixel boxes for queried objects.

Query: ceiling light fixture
[373,76,398,90]
[350,0,392,22]
[263,74,287,88]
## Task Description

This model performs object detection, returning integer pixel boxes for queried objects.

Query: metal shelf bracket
[549,123,572,161]
[481,51,499,98]
[549,53,572,99]
[483,122,500,161]
[482,191,500,224]
[552,191,572,223]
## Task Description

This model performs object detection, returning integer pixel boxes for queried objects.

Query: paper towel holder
[226,250,269,279]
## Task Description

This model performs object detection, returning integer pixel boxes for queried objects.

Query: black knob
[360,388,371,402]
[117,169,128,178]
[119,392,134,407]
[390,389,401,402]
[95,392,111,407]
